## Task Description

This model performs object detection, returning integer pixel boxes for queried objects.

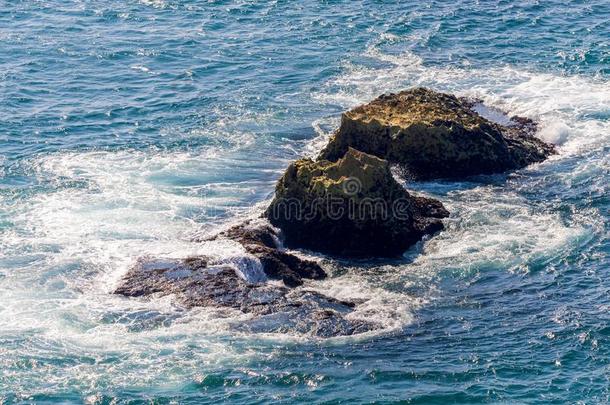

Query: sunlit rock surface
[319,88,555,180]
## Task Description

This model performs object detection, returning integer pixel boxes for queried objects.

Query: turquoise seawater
[0,1,609,403]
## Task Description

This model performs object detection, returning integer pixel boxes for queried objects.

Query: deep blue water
[0,1,609,403]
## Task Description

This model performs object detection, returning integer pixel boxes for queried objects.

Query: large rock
[265,147,448,257]
[114,257,376,337]
[319,88,555,180]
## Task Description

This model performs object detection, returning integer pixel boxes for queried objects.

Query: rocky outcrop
[114,256,376,337]
[117,88,556,337]
[319,88,555,180]
[114,146,447,336]
[209,220,326,287]
[265,148,448,257]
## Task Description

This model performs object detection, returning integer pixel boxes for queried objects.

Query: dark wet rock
[209,220,327,287]
[114,220,340,335]
[319,87,555,180]
[114,257,376,337]
[114,256,213,299]
[265,147,448,257]
[216,220,279,249]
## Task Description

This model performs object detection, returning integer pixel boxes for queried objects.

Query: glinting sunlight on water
[0,0,608,403]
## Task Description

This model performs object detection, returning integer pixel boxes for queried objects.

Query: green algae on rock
[265,148,448,257]
[319,88,555,180]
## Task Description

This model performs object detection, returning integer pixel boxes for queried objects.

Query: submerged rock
[114,220,344,335]
[319,88,555,180]
[265,147,448,257]
[114,257,376,337]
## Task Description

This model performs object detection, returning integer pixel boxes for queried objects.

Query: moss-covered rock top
[276,147,402,203]
[265,148,448,257]
[346,87,484,130]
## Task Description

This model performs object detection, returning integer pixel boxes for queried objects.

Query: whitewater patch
[0,147,283,286]
[411,186,592,276]
[306,269,429,338]
[0,145,424,341]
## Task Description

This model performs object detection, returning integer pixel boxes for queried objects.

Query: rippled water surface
[0,1,609,403]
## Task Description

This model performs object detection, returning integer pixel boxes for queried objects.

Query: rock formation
[319,88,555,180]
[115,255,376,337]
[115,88,556,337]
[265,147,448,257]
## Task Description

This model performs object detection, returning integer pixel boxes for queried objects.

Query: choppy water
[0,1,608,403]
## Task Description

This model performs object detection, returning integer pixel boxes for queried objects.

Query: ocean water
[0,0,608,403]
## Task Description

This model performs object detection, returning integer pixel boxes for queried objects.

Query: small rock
[209,219,327,287]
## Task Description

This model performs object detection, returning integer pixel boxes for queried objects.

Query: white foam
[307,271,425,335]
[472,103,514,126]
[538,121,572,145]
[203,239,267,284]
[135,243,267,284]
[0,147,273,390]
[0,148,271,299]
[139,0,167,9]
[417,194,586,276]
[130,65,150,73]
